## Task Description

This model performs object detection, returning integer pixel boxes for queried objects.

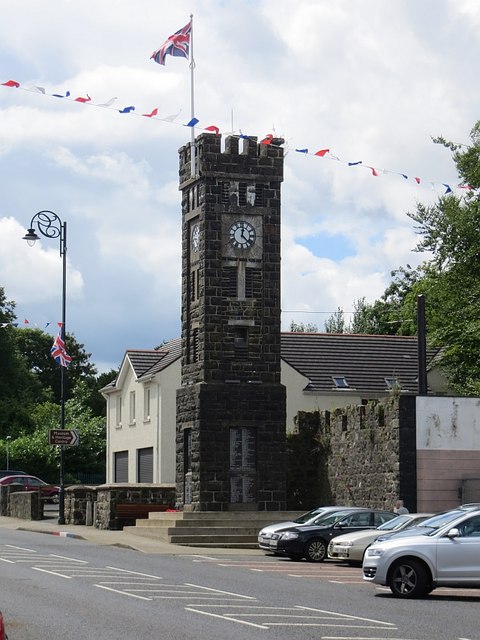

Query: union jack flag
[51,331,72,367]
[151,21,191,65]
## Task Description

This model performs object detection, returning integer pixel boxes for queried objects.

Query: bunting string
[2,78,473,195]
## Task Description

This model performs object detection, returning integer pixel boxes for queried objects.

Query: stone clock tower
[176,133,286,511]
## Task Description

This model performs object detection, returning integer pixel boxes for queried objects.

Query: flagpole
[189,13,196,177]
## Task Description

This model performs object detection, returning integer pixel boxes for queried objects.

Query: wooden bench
[115,503,170,526]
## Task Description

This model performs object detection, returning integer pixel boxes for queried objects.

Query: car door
[435,514,480,583]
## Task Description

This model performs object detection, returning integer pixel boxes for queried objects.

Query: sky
[1,0,479,374]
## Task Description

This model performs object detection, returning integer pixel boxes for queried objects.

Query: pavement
[0,514,264,555]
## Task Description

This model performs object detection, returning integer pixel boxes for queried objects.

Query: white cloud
[0,0,478,370]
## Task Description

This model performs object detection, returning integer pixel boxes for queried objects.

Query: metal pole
[417,294,428,396]
[189,13,196,177]
[6,436,11,471]
[58,221,67,524]
[23,211,67,525]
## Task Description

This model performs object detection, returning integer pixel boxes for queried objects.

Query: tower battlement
[179,134,284,187]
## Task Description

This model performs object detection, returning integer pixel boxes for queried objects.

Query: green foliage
[403,121,480,392]
[14,327,97,406]
[324,308,346,333]
[287,412,331,509]
[289,320,319,332]
[1,383,106,484]
[339,120,480,395]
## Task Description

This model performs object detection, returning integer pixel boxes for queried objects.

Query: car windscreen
[310,510,354,527]
[376,514,411,531]
[414,509,467,532]
[294,507,327,524]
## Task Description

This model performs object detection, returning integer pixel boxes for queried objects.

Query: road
[0,528,478,640]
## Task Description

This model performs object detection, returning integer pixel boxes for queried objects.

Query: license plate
[337,549,349,558]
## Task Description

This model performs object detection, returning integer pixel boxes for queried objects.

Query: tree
[14,327,97,406]
[404,121,480,393]
[2,382,106,483]
[349,266,423,336]
[0,288,40,438]
[289,320,318,332]
[324,307,346,333]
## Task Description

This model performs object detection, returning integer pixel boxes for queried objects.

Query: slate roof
[280,332,440,394]
[104,333,439,396]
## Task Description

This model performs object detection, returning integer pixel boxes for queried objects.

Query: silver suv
[363,506,480,598]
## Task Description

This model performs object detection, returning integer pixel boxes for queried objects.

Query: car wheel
[388,559,429,598]
[304,538,327,562]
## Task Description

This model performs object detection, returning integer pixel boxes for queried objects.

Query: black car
[269,508,396,562]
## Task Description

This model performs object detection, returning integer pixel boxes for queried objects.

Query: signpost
[48,429,79,447]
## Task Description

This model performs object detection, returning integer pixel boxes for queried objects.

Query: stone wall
[7,490,43,520]
[94,484,176,530]
[296,396,416,512]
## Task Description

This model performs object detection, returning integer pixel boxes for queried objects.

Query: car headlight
[281,531,299,540]
[339,541,353,547]
[365,547,385,557]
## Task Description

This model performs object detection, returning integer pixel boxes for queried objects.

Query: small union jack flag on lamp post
[51,327,71,368]
[151,20,191,65]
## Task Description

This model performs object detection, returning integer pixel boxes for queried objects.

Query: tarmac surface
[0,514,264,555]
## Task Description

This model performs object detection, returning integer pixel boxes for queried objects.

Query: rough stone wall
[8,491,43,520]
[64,485,98,525]
[176,382,286,512]
[94,484,176,530]
[327,399,401,510]
[296,396,415,511]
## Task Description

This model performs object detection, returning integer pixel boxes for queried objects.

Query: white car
[363,506,480,598]
[258,505,358,551]
[328,513,433,564]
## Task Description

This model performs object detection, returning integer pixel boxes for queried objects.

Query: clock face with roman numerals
[229,220,256,249]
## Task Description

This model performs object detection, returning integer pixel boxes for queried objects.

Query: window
[190,269,197,302]
[129,391,136,424]
[254,183,266,206]
[332,376,349,389]
[184,429,192,473]
[189,327,199,363]
[144,387,151,421]
[343,512,371,527]
[116,395,122,427]
[220,181,230,205]
[459,516,480,537]
[238,182,247,206]
[114,451,128,483]
[224,266,237,297]
[137,447,153,483]
[245,268,261,298]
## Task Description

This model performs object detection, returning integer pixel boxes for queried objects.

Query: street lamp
[23,210,67,525]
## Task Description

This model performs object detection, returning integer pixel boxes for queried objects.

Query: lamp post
[5,436,11,471]
[23,211,67,525]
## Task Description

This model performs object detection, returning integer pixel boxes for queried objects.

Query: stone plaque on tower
[176,133,287,511]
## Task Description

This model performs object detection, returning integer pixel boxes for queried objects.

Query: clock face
[229,220,256,249]
[191,223,200,251]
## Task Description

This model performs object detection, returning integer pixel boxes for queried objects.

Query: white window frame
[129,390,136,425]
[143,387,151,422]
[116,395,122,427]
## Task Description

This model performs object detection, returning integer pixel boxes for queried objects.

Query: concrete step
[125,510,304,548]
